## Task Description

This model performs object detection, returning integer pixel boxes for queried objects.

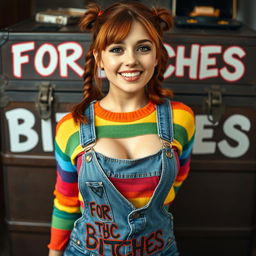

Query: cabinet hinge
[203,85,225,124]
[0,75,10,108]
[35,82,55,120]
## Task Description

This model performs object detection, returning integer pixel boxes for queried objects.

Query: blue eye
[109,47,123,53]
[138,45,151,52]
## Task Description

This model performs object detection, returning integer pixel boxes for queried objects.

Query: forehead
[108,21,153,46]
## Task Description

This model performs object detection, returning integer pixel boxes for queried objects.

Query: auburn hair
[72,1,173,123]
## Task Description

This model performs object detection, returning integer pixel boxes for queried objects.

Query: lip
[119,70,143,73]
[119,70,143,82]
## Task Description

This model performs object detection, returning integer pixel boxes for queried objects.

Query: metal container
[0,18,256,256]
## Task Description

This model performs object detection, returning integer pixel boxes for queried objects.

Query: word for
[86,223,164,256]
[11,42,84,78]
[5,109,251,158]
[89,201,112,221]
[11,42,246,82]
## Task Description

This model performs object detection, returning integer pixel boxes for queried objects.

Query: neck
[100,89,149,112]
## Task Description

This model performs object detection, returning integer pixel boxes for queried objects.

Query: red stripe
[55,172,78,197]
[109,176,159,193]
[176,160,191,182]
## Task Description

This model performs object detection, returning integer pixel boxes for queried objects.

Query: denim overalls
[64,100,179,256]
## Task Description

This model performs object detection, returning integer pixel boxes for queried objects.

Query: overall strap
[156,98,174,143]
[80,100,97,148]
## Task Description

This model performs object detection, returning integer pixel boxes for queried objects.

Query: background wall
[0,0,256,31]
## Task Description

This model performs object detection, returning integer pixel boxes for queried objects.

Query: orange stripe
[172,101,194,116]
[56,113,73,132]
[54,189,80,207]
[123,190,153,198]
[48,227,71,250]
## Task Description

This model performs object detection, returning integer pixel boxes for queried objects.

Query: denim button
[131,212,140,218]
[85,154,92,162]
[166,151,173,158]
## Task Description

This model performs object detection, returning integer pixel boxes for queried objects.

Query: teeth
[121,72,140,77]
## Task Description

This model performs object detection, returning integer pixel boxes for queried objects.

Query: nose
[124,50,138,66]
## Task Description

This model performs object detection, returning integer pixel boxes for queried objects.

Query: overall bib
[64,100,179,256]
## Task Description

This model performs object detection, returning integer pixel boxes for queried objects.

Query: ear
[154,57,158,67]
[93,49,104,69]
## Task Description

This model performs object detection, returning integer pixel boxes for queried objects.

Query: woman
[48,2,195,256]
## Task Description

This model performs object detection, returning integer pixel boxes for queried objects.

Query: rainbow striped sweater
[48,100,195,250]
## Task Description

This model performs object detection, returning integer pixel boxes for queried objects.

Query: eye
[137,45,151,52]
[109,47,123,54]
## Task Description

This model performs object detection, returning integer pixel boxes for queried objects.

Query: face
[95,21,158,97]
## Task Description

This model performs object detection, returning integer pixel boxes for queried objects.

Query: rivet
[85,154,92,162]
[166,151,173,158]
[76,239,81,245]
[132,212,140,219]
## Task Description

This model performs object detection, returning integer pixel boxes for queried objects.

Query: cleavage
[93,134,162,159]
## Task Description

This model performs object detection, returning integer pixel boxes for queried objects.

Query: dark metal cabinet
[0,19,256,256]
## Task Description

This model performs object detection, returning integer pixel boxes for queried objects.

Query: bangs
[94,10,160,52]
[95,13,133,50]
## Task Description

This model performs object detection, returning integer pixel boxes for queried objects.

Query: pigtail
[71,3,105,124]
[152,7,173,35]
[71,47,103,124]
[79,3,101,32]
[147,46,173,104]
[145,7,173,103]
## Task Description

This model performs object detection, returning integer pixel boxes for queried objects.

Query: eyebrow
[113,39,153,45]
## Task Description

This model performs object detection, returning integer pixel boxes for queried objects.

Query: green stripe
[65,131,80,156]
[173,123,188,146]
[52,215,76,230]
[53,207,81,220]
[54,140,70,161]
[96,123,157,138]
[183,133,195,151]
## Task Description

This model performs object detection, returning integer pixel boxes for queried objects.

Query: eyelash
[109,45,151,54]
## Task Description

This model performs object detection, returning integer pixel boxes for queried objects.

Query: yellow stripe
[173,109,195,141]
[70,145,84,165]
[78,192,83,202]
[172,139,182,155]
[164,186,175,205]
[95,111,156,126]
[173,180,182,187]
[128,197,151,208]
[54,198,81,213]
[56,118,79,152]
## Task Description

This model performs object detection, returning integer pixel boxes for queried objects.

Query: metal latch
[0,75,9,108]
[35,82,55,120]
[0,29,9,47]
[203,85,225,124]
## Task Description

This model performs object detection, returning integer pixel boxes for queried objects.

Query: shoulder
[170,100,195,141]
[55,112,80,148]
[170,100,194,117]
[56,112,79,134]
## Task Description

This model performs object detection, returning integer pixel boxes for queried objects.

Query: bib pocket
[86,181,114,223]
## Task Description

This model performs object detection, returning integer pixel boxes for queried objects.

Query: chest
[93,134,163,159]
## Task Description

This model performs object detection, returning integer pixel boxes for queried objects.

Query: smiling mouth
[119,71,143,81]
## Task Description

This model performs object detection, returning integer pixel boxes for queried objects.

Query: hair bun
[79,3,101,32]
[152,7,173,32]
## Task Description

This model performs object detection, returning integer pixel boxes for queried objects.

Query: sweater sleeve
[164,101,195,205]
[48,113,82,251]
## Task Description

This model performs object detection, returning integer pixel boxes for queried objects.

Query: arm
[48,113,82,252]
[166,101,195,205]
[49,249,63,256]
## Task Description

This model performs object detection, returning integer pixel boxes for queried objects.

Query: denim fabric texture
[64,99,179,256]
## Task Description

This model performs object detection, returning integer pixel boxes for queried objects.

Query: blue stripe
[57,163,78,183]
[55,151,77,172]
